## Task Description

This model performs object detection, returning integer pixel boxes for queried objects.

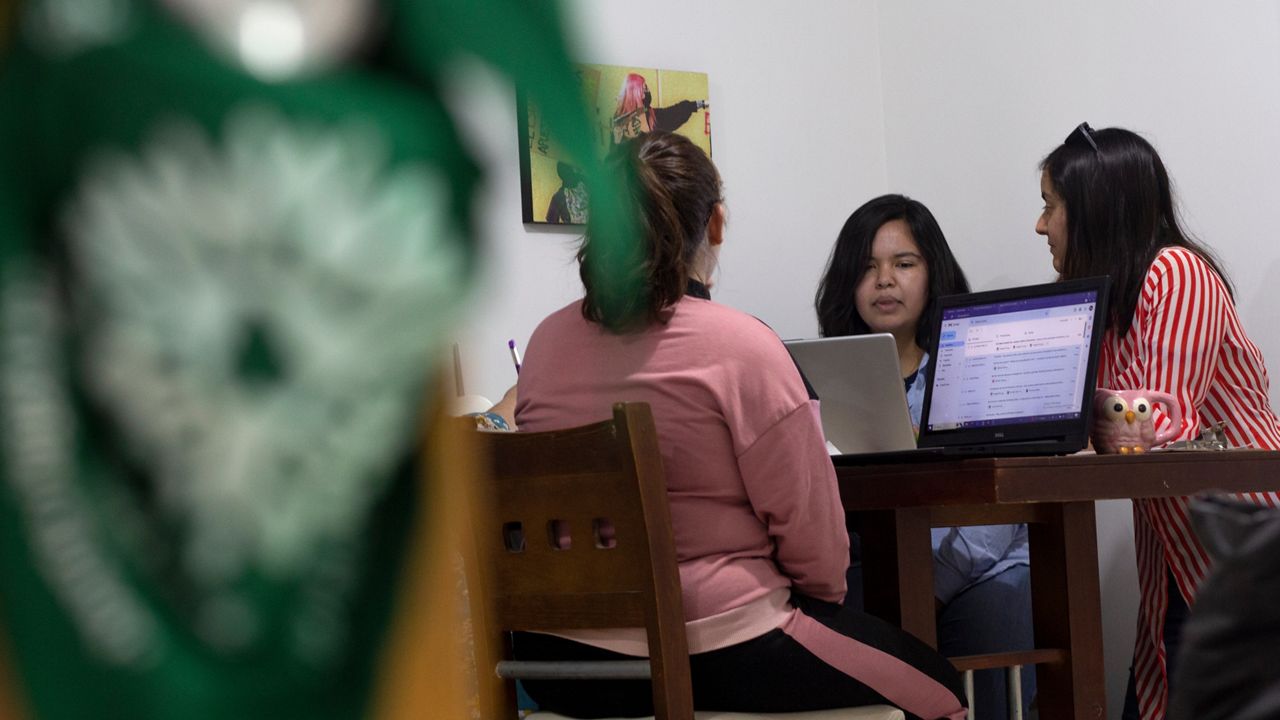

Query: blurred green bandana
[0,1,631,717]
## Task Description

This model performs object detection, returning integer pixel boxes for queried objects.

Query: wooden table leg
[855,508,936,647]
[1028,501,1107,720]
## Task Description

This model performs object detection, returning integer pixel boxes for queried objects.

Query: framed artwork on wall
[519,63,711,225]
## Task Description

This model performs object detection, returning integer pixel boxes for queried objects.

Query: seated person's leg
[936,564,1035,719]
[516,595,969,720]
[692,594,966,720]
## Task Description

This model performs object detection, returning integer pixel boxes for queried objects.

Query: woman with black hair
[1037,124,1280,720]
[816,194,968,380]
[816,194,1035,720]
[513,134,967,720]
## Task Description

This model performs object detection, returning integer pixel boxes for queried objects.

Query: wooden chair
[468,402,904,720]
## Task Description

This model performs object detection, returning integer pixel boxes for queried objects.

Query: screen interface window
[928,291,1098,431]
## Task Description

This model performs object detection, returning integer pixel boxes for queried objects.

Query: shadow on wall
[1240,258,1280,405]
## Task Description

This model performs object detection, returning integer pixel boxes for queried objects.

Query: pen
[508,339,522,375]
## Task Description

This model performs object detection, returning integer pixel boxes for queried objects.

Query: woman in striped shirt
[1036,123,1280,720]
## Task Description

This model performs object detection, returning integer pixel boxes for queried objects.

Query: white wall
[450,2,1280,716]
[875,1,1280,375]
[875,4,1280,713]
[451,0,888,403]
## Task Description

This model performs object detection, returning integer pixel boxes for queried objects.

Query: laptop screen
[918,277,1109,449]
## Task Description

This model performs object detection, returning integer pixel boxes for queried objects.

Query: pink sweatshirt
[515,297,849,655]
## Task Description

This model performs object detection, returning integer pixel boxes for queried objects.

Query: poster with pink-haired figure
[520,64,711,224]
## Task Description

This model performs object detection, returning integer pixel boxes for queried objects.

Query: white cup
[449,394,493,416]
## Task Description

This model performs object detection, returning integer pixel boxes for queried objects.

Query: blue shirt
[907,353,1031,604]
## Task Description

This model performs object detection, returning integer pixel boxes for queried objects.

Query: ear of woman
[691,203,726,290]
[707,202,726,247]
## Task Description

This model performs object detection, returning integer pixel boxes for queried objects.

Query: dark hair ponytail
[579,131,722,332]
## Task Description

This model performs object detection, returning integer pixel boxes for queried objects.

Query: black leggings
[1121,572,1190,720]
[515,593,967,720]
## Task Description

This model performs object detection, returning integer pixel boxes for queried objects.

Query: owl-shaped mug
[1091,388,1183,454]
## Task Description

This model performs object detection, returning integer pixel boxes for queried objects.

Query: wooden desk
[836,450,1280,720]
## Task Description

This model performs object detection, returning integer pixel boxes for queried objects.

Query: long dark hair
[815,194,969,348]
[1041,126,1232,337]
[579,131,722,333]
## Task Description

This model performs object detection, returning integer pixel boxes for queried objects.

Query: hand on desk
[488,385,517,430]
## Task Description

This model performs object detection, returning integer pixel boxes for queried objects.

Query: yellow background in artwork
[527,64,711,224]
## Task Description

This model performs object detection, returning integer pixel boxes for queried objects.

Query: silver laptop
[783,334,916,455]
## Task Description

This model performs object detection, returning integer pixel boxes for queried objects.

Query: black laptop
[832,277,1110,465]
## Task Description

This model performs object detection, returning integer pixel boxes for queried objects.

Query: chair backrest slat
[473,402,694,720]
[499,593,647,631]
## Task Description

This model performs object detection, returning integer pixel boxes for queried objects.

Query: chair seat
[528,705,906,720]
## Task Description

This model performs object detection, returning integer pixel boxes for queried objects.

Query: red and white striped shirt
[1096,246,1280,720]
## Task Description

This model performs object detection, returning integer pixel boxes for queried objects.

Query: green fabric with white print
[0,1,631,717]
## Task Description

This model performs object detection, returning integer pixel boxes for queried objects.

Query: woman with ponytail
[513,131,966,720]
